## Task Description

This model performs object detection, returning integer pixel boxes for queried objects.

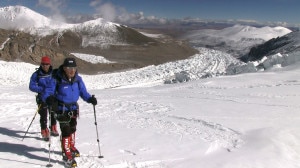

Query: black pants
[38,103,57,129]
[56,111,77,138]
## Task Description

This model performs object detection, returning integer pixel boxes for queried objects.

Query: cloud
[95,3,117,21]
[89,0,102,7]
[88,0,167,25]
[50,0,287,28]
[89,0,117,21]
[37,0,66,22]
[35,0,291,28]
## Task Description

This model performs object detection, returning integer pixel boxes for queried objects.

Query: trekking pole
[92,96,104,158]
[22,104,41,141]
[46,106,53,167]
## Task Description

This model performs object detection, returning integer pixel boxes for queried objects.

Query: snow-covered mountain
[182,24,292,58]
[0,6,53,30]
[0,5,292,54]
[0,6,120,45]
[0,5,196,73]
[242,31,300,62]
[0,5,297,76]
[0,6,157,47]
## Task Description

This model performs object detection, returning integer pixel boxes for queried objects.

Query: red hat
[41,56,51,64]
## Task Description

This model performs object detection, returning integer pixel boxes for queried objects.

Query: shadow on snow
[0,126,41,141]
[0,126,63,165]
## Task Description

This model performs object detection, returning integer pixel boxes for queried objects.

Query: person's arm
[78,77,97,105]
[42,78,57,102]
[78,77,92,102]
[29,72,43,93]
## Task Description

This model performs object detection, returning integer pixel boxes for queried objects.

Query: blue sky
[0,0,299,25]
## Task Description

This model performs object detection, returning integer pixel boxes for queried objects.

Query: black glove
[88,96,97,105]
[36,95,42,104]
[46,95,55,106]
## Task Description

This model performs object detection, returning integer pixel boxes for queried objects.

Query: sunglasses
[65,67,77,70]
[41,63,50,66]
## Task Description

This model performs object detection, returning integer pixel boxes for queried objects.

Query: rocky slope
[241,31,300,62]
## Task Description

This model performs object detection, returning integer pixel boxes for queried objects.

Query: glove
[88,96,97,105]
[36,95,42,105]
[46,95,55,106]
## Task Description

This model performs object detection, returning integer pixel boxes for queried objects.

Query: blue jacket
[46,66,92,111]
[29,66,54,102]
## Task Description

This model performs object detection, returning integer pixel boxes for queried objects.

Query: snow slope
[1,48,300,168]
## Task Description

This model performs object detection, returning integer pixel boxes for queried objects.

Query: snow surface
[71,53,115,64]
[1,48,300,168]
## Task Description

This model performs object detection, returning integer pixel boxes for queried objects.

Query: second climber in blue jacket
[29,56,59,140]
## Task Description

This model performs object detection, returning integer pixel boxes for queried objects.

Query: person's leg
[60,122,72,159]
[50,112,59,136]
[39,104,49,139]
[69,117,79,157]
[60,120,77,167]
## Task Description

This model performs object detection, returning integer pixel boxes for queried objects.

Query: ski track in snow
[99,99,243,151]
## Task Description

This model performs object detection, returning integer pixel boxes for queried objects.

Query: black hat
[63,57,77,67]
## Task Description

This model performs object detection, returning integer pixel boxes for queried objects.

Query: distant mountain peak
[0,5,122,36]
[0,5,52,30]
[221,25,291,41]
[0,5,33,19]
[183,24,292,58]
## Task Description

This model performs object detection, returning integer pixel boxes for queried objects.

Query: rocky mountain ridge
[241,31,300,62]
